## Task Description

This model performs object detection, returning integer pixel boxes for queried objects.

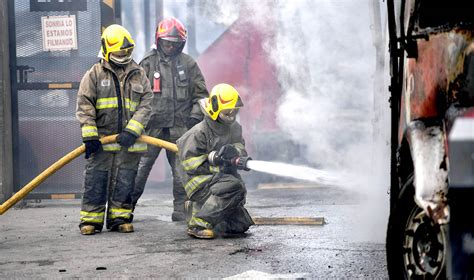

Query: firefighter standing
[76,24,153,235]
[176,83,254,239]
[132,17,208,221]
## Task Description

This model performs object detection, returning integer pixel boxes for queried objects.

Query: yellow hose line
[139,135,178,153]
[0,135,178,215]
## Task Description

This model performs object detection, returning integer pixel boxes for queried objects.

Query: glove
[217,144,239,160]
[208,145,239,166]
[186,117,201,129]
[116,131,138,148]
[84,140,103,159]
[216,144,240,174]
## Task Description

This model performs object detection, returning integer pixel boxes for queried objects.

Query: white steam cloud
[271,1,390,243]
[203,0,391,242]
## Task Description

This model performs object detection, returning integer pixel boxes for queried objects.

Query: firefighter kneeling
[176,83,254,239]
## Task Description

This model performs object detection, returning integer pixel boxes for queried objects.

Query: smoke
[196,0,240,26]
[121,1,146,61]
[194,0,391,243]
[271,0,389,243]
[121,0,390,243]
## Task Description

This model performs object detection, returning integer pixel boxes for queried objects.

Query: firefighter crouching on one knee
[132,17,208,222]
[76,24,153,235]
[176,83,254,239]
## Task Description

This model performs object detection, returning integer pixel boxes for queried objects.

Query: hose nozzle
[208,151,252,172]
[232,156,252,171]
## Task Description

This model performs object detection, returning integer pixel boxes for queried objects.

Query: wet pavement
[0,180,388,279]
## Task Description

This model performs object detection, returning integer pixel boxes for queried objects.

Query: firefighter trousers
[133,126,187,213]
[79,149,141,231]
[189,174,254,234]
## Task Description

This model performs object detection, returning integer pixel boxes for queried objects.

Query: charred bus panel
[386,0,474,278]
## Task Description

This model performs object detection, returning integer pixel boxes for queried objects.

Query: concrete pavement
[0,182,388,279]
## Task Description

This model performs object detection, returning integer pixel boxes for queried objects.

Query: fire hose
[0,135,177,215]
[0,136,324,226]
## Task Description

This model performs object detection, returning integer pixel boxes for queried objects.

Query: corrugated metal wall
[0,0,13,203]
[11,0,103,196]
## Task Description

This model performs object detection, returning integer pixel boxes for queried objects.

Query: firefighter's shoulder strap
[141,49,156,63]
[153,49,161,74]
[140,49,160,74]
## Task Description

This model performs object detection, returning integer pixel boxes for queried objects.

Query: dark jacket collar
[205,115,231,135]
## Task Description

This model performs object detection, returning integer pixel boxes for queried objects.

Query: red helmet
[155,17,187,44]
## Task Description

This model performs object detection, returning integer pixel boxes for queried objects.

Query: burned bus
[385,0,474,278]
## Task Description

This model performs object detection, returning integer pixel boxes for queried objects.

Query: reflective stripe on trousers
[184,174,212,197]
[108,208,132,219]
[80,210,105,224]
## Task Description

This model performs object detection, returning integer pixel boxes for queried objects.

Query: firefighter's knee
[83,170,108,206]
[113,168,137,204]
[210,179,245,196]
[138,157,157,173]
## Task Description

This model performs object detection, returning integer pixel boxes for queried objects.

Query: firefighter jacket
[76,60,153,152]
[139,48,208,128]
[176,116,248,198]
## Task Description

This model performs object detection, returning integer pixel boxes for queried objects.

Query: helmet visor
[160,39,183,56]
[109,48,133,65]
[218,108,239,124]
[161,39,183,47]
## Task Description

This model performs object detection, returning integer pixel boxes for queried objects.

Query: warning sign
[41,15,78,51]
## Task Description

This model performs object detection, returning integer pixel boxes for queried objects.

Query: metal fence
[10,0,106,197]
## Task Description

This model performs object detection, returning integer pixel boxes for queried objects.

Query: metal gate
[8,0,119,199]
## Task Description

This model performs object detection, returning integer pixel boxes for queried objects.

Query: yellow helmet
[204,83,244,120]
[101,24,135,64]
